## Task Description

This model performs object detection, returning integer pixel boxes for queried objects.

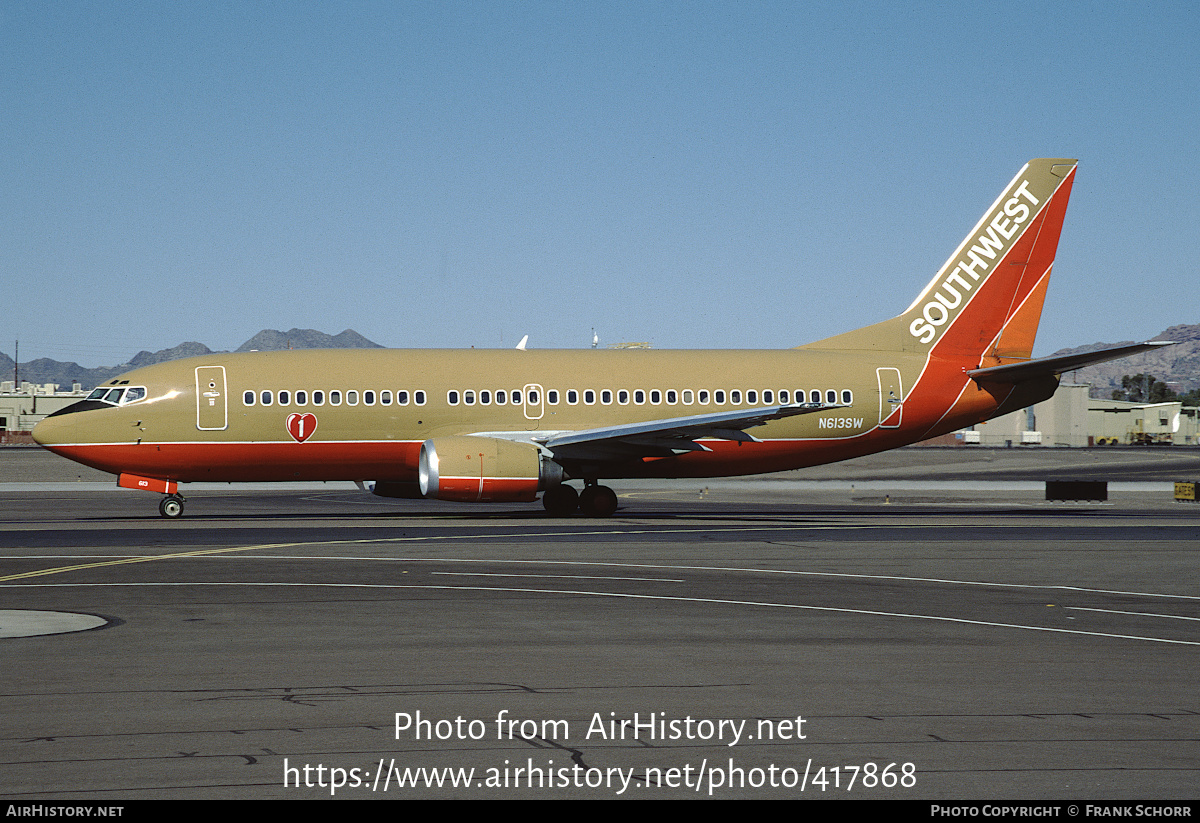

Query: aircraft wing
[966,341,1175,383]
[538,402,839,462]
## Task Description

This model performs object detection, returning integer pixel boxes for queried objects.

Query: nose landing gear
[158,494,186,519]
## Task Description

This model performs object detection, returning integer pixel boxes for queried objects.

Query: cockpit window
[86,386,147,406]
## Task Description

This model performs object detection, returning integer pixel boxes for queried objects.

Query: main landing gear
[542,482,618,517]
[158,493,186,519]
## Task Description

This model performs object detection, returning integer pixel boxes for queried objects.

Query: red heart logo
[286,412,318,443]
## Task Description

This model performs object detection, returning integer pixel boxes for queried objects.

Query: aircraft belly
[45,441,423,483]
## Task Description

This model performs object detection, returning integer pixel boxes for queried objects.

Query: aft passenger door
[195,366,228,431]
[877,367,903,429]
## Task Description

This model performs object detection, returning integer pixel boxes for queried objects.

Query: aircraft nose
[32,413,69,449]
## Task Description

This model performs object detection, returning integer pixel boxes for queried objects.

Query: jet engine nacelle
[418,436,564,502]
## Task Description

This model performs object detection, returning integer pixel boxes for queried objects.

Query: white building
[960,383,1199,447]
[0,382,88,442]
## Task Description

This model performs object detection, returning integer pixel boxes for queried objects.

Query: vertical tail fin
[803,158,1078,363]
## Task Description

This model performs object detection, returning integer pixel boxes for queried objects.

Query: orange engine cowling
[418,436,564,502]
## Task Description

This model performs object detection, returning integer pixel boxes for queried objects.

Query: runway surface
[1,447,1198,799]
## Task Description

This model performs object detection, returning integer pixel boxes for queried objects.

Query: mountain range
[4,324,1199,398]
[1056,323,1200,397]
[4,329,382,391]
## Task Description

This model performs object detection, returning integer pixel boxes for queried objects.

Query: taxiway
[1,447,1197,799]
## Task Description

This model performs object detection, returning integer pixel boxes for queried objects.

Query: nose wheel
[158,494,185,519]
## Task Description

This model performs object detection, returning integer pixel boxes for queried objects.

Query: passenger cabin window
[731,390,741,404]
[415,391,426,405]
[634,389,645,404]
[260,391,272,406]
[397,391,408,405]
[296,390,307,405]
[480,390,491,405]
[841,390,853,404]
[243,391,255,406]
[698,390,709,404]
[650,390,661,405]
[746,390,757,405]
[448,391,459,405]
[364,391,375,405]
[380,390,391,405]
[600,390,611,405]
[278,390,290,405]
[464,391,475,405]
[584,390,595,405]
[496,390,507,405]
[682,390,693,405]
[347,390,358,406]
[566,390,577,405]
[313,391,325,406]
[330,391,342,406]
[547,390,558,404]
[826,390,837,404]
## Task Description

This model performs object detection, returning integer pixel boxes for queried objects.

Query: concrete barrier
[1045,480,1108,501]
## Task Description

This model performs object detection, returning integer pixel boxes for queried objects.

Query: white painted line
[2,582,1195,646]
[1065,607,1200,622]
[431,572,684,582]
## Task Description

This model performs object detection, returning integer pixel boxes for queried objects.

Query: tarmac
[1,445,1197,800]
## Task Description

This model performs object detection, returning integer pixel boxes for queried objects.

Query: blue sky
[3,1,1197,366]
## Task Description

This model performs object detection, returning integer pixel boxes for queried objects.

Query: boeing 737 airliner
[32,159,1165,517]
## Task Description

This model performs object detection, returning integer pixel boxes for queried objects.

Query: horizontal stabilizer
[966,341,1175,383]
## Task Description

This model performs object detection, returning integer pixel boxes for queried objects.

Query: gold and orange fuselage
[32,346,1052,486]
[32,159,1077,495]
